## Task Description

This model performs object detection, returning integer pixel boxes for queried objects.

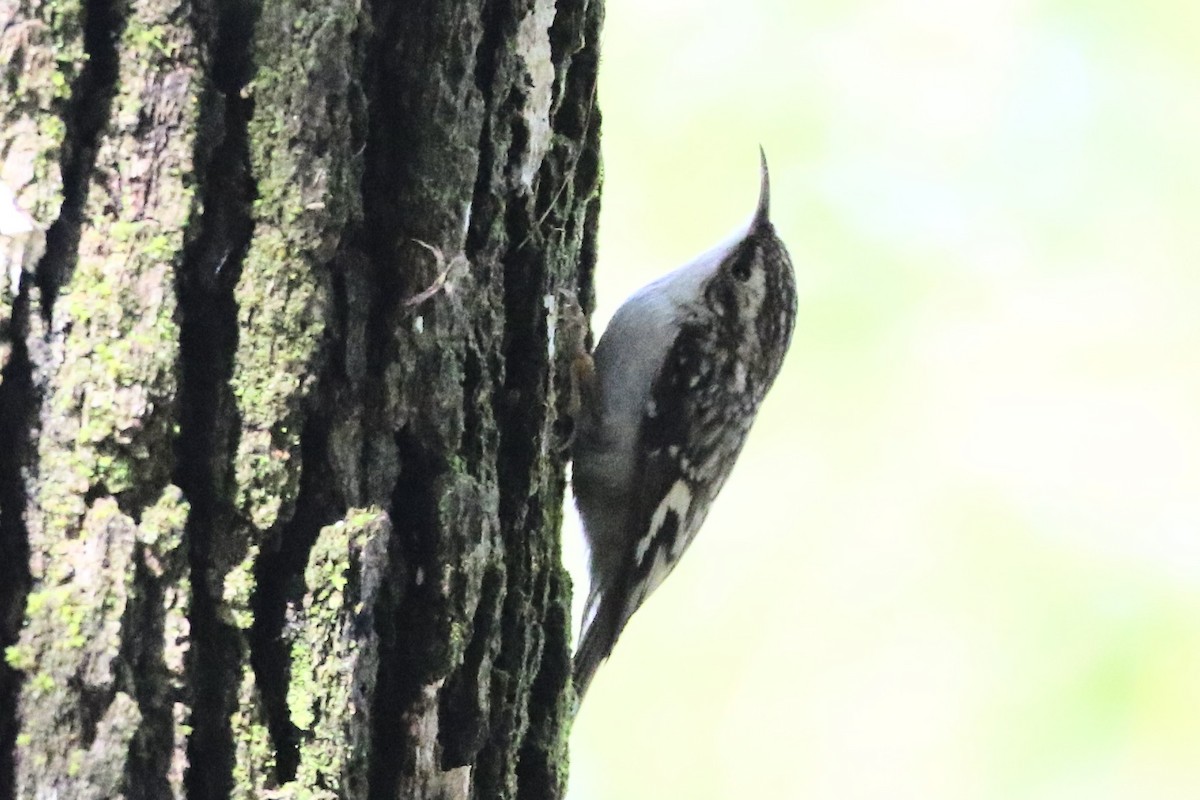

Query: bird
[571,150,797,703]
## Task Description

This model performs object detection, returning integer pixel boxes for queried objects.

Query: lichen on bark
[10,0,203,794]
[283,508,391,799]
[12,488,190,798]
[230,0,365,533]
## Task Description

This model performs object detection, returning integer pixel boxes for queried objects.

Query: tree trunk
[0,0,601,796]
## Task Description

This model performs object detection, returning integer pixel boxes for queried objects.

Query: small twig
[404,239,467,307]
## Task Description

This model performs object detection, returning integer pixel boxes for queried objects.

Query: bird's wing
[573,323,702,700]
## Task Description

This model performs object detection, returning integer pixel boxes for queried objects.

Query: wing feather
[573,324,704,700]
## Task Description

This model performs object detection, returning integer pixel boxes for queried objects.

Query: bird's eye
[729,248,755,282]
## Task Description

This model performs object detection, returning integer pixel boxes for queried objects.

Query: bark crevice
[0,290,34,800]
[119,550,172,799]
[175,0,259,796]
[515,570,572,797]
[437,563,505,768]
[358,7,416,793]
[249,413,342,784]
[369,426,445,793]
[36,0,123,315]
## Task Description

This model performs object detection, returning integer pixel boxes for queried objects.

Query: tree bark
[0,0,601,797]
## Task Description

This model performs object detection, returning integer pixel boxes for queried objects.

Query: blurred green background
[562,0,1200,798]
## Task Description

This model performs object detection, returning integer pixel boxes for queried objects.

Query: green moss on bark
[282,508,390,799]
[222,1,368,792]
[231,0,365,531]
[14,488,190,798]
[10,0,202,793]
[32,0,202,540]
[231,667,276,800]
[0,0,86,257]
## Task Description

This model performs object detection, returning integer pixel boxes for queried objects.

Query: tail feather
[572,591,621,705]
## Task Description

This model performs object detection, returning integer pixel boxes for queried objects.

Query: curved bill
[754,146,771,226]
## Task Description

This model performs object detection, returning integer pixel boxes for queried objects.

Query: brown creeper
[572,151,798,701]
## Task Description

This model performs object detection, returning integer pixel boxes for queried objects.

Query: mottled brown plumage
[572,152,797,703]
